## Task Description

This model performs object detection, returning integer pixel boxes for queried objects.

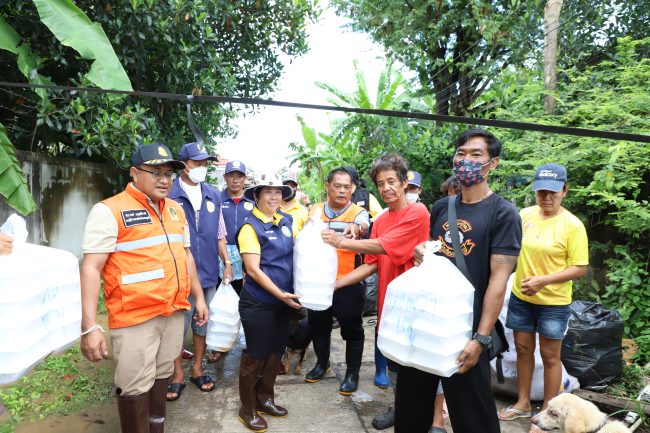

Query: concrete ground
[166,317,533,433]
[15,316,533,433]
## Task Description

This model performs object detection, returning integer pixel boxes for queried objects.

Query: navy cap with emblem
[407,171,422,188]
[131,143,186,170]
[178,142,218,162]
[225,160,247,175]
[532,163,567,192]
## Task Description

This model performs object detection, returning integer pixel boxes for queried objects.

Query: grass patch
[0,345,113,433]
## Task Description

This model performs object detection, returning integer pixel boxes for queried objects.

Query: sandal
[190,375,216,392]
[166,383,186,401]
[498,405,533,421]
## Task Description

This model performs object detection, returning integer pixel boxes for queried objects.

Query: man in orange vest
[304,167,369,395]
[79,143,208,433]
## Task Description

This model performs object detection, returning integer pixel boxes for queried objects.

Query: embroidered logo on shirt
[281,226,292,237]
[244,202,254,211]
[168,207,180,222]
[121,209,152,228]
[206,201,215,213]
[438,219,476,257]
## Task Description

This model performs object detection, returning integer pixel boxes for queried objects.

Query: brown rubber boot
[238,351,268,432]
[116,391,150,433]
[149,378,168,433]
[257,353,288,417]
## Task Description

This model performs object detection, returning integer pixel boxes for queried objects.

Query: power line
[0,81,648,143]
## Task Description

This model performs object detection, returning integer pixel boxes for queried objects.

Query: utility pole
[544,0,564,114]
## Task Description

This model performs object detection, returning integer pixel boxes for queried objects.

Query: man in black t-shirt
[394,129,522,433]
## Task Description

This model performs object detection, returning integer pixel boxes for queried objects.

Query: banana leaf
[0,16,52,109]
[0,123,37,216]
[33,0,132,91]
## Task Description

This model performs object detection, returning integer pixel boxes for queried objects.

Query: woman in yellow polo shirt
[236,176,302,433]
[498,164,589,433]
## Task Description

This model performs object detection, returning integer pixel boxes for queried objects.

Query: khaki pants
[111,311,184,396]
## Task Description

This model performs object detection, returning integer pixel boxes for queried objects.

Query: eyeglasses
[137,167,177,181]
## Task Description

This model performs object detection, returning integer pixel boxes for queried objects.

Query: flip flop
[498,405,533,421]
[190,375,216,392]
[166,383,186,401]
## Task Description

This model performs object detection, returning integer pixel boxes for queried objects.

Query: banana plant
[0,0,132,215]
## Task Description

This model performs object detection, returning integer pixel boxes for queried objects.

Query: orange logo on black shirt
[438,219,476,257]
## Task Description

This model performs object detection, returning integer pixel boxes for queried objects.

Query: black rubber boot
[304,337,330,383]
[372,406,395,430]
[116,391,150,433]
[339,339,363,396]
[149,378,168,433]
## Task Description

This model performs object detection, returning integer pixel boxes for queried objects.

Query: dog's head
[532,394,607,433]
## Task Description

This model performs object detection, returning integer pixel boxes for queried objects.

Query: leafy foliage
[0,346,113,430]
[0,123,36,215]
[333,0,650,116]
[484,37,650,361]
[0,0,318,164]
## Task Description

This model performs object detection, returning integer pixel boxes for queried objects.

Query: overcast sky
[217,5,388,174]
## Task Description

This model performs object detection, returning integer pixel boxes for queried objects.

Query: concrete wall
[0,150,124,258]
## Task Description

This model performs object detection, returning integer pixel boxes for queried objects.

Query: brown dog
[281,315,312,375]
[532,393,631,433]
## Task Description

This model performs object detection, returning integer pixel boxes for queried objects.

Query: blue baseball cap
[131,143,185,170]
[178,142,217,162]
[225,160,247,175]
[532,163,568,192]
[407,171,422,188]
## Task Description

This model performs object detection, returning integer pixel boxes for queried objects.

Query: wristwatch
[472,332,492,350]
[224,260,232,265]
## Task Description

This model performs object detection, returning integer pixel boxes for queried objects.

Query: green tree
[290,60,459,203]
[0,0,318,163]
[333,0,650,116]
[484,38,650,355]
[0,0,132,214]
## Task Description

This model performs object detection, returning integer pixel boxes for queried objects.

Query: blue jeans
[505,294,570,340]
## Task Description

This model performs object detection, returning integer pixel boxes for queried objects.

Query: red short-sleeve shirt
[365,202,430,323]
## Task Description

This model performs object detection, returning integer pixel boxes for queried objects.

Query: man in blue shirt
[167,142,232,400]
[219,160,254,295]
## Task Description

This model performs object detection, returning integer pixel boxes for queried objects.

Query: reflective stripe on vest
[121,268,164,285]
[115,234,184,251]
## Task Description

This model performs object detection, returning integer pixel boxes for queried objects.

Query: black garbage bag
[561,300,623,389]
[363,273,378,317]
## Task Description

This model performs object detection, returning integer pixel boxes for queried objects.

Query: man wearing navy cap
[167,142,232,399]
[405,170,423,204]
[219,161,254,298]
[80,143,208,433]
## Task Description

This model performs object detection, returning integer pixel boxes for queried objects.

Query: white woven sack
[206,282,241,352]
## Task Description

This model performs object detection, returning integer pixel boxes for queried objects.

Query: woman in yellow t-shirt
[498,164,589,433]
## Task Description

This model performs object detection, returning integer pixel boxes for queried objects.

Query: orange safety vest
[310,202,365,279]
[101,183,191,329]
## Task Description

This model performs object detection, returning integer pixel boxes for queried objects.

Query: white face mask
[188,166,207,183]
[405,192,419,203]
[295,191,302,201]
